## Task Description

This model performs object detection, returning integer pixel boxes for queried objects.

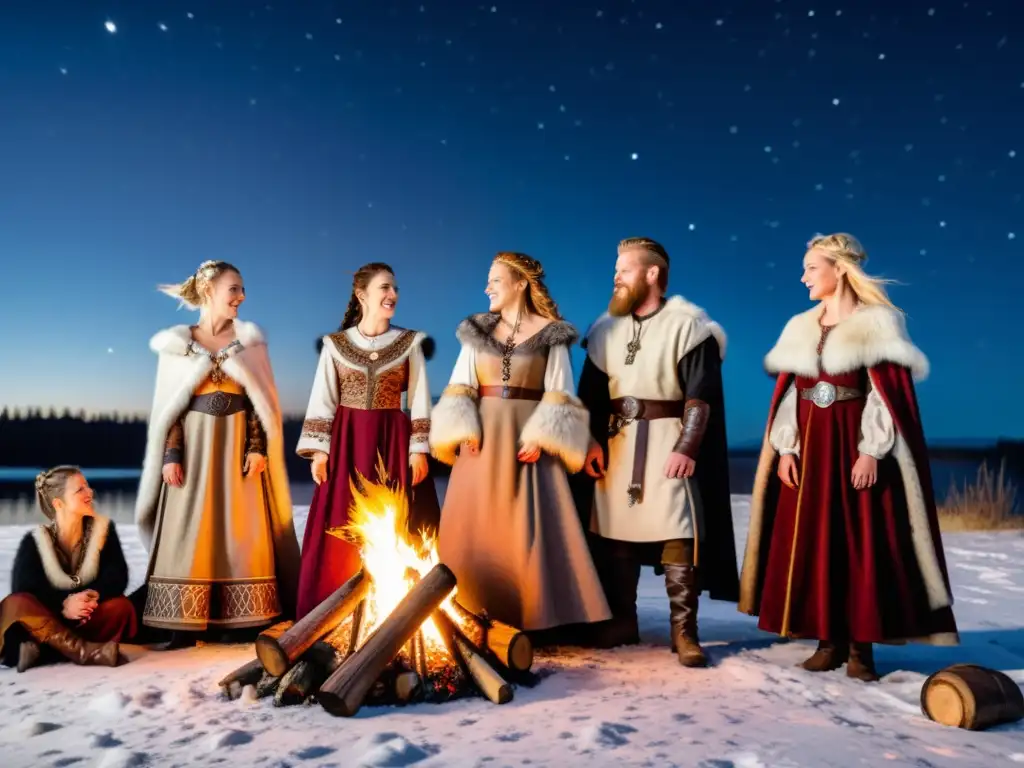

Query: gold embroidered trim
[143,577,280,629]
[328,329,417,369]
[411,417,431,443]
[442,383,479,401]
[301,417,333,442]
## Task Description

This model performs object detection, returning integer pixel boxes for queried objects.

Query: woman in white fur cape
[429,252,611,644]
[135,261,300,643]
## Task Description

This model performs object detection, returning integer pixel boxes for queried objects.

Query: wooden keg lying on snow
[920,664,1024,730]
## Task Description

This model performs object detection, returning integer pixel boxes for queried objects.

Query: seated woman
[0,466,136,672]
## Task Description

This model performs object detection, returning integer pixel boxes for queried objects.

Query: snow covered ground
[1,496,1023,768]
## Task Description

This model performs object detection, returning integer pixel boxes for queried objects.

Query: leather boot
[846,642,879,682]
[17,612,120,667]
[589,551,641,648]
[799,640,848,672]
[17,640,42,673]
[664,564,708,667]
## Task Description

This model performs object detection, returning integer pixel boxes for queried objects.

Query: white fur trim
[519,393,590,474]
[31,515,110,590]
[428,390,481,466]
[764,305,929,381]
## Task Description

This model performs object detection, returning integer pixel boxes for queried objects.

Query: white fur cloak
[134,320,301,613]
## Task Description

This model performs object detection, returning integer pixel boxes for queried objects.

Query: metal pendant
[369,351,379,361]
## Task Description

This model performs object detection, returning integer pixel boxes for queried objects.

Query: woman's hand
[162,463,184,487]
[310,451,328,485]
[777,454,799,489]
[517,442,542,464]
[409,453,429,486]
[244,453,267,476]
[851,454,878,490]
[62,590,98,621]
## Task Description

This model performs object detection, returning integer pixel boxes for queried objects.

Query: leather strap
[609,397,686,507]
[479,385,544,401]
[673,399,710,459]
[189,391,249,417]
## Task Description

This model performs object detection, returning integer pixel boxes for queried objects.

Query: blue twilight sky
[0,2,1020,445]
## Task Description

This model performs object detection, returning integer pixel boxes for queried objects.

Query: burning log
[445,599,533,673]
[273,640,348,707]
[217,620,294,700]
[317,563,457,717]
[257,570,370,677]
[434,608,513,705]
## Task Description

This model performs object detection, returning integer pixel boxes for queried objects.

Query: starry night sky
[0,1,1020,445]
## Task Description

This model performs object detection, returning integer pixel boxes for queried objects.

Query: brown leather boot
[664,564,708,667]
[799,640,848,671]
[16,640,42,673]
[588,550,641,649]
[846,642,879,682]
[18,612,120,667]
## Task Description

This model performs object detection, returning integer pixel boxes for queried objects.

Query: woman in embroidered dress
[738,233,959,682]
[1,466,133,671]
[296,262,440,619]
[430,252,611,642]
[135,261,300,645]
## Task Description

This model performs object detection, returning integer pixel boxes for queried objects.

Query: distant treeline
[2,408,1022,480]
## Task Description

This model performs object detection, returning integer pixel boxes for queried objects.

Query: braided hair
[341,262,395,330]
[157,260,241,310]
[34,465,81,521]
[492,252,563,321]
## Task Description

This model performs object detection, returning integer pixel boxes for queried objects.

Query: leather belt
[479,385,544,401]
[799,382,863,409]
[189,391,249,417]
[609,397,686,506]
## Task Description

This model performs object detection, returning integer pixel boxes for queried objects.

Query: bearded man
[574,237,739,667]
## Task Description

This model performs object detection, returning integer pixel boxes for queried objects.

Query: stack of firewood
[217,564,535,716]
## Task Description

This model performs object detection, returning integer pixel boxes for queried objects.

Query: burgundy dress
[295,327,440,620]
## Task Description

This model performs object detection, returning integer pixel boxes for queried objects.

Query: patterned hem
[144,577,281,628]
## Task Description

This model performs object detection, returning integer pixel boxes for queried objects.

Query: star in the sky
[104,21,116,34]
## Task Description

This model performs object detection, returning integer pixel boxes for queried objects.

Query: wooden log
[273,640,349,707]
[394,670,421,703]
[257,570,370,677]
[255,671,282,698]
[921,664,1024,730]
[317,563,457,717]
[445,599,533,672]
[434,609,513,705]
[216,620,294,699]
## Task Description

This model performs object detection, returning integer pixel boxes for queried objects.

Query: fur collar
[31,515,110,590]
[764,304,929,380]
[583,295,728,359]
[150,319,266,356]
[456,313,579,355]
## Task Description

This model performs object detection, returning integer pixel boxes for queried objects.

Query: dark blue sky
[0,2,1020,444]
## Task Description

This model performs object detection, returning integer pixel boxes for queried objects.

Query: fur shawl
[764,304,929,381]
[456,313,579,353]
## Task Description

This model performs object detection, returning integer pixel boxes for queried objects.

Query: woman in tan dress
[430,252,611,643]
[134,261,300,646]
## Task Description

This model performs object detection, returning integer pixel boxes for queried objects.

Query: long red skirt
[757,369,957,644]
[295,406,441,619]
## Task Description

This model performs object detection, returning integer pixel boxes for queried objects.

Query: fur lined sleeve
[296,340,339,458]
[428,344,481,466]
[768,384,800,457]
[407,341,432,454]
[519,344,590,473]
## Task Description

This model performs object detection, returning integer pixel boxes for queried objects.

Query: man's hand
[517,442,542,463]
[583,438,605,478]
[664,452,696,479]
[410,453,429,485]
[851,454,878,490]
[243,452,267,476]
[778,454,799,489]
[162,463,184,487]
[310,451,328,485]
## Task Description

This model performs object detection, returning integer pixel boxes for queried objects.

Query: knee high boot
[664,564,708,668]
[16,611,121,667]
[591,549,641,648]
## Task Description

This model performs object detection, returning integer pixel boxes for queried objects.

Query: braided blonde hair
[806,233,900,312]
[492,252,563,321]
[35,465,81,521]
[158,260,241,310]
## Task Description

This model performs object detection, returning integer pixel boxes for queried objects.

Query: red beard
[608,282,649,316]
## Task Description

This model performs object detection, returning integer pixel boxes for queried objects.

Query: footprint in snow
[205,729,253,750]
[353,733,431,766]
[576,721,637,751]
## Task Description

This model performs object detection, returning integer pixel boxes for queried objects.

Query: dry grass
[938,460,1022,532]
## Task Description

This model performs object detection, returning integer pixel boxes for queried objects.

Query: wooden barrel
[920,664,1024,730]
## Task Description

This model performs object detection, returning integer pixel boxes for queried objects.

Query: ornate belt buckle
[810,381,837,408]
[619,396,641,420]
[209,391,232,416]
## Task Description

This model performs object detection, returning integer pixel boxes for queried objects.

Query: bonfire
[218,460,535,716]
